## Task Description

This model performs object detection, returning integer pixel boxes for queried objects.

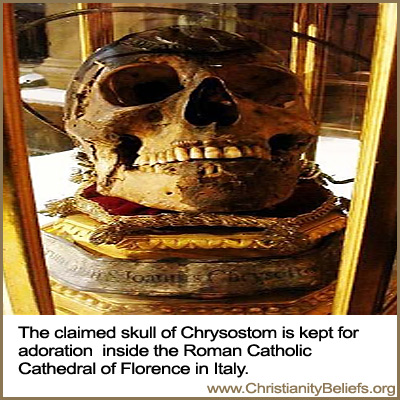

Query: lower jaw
[93,171,329,217]
[106,158,301,212]
[40,177,341,250]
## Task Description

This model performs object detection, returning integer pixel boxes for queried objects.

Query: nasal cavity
[184,77,239,127]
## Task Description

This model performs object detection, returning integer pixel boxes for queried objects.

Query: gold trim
[43,212,345,259]
[290,21,299,73]
[43,184,340,246]
[3,279,14,315]
[332,3,397,315]
[77,3,91,60]
[3,182,42,314]
[50,278,337,315]
[304,23,317,109]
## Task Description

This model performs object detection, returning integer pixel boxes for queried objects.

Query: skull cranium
[65,26,318,213]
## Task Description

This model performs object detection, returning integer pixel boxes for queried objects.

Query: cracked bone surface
[65,26,318,212]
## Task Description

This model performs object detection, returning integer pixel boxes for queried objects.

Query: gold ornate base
[42,182,347,304]
[42,211,345,298]
[50,278,336,315]
[50,277,397,315]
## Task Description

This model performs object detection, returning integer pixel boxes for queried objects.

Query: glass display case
[3,3,397,315]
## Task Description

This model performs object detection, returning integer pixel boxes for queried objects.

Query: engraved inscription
[42,231,340,296]
[82,267,318,285]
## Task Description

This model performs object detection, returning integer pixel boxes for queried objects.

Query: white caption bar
[3,315,397,397]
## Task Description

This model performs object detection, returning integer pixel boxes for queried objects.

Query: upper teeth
[174,147,190,162]
[204,147,221,159]
[134,144,269,166]
[189,147,203,159]
[223,146,242,158]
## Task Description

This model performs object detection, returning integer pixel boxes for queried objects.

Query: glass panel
[315,3,378,200]
[16,4,79,225]
[12,3,393,314]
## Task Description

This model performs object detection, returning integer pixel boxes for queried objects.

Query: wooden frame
[332,3,397,314]
[3,3,54,314]
[78,3,113,60]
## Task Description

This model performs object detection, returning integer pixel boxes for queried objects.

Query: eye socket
[100,63,183,106]
[213,65,299,107]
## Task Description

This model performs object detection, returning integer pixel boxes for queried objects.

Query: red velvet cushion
[82,184,161,216]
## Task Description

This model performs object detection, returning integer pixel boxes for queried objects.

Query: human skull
[65,26,318,213]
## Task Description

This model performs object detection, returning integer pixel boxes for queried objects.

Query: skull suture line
[65,26,318,213]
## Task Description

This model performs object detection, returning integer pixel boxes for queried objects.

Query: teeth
[174,147,189,161]
[204,147,221,159]
[205,164,216,175]
[138,154,150,165]
[223,146,242,158]
[166,149,175,162]
[135,142,269,168]
[134,156,142,166]
[202,164,220,176]
[157,152,167,164]
[242,146,254,157]
[139,165,152,172]
[154,164,163,173]
[189,147,204,159]
[149,154,157,166]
